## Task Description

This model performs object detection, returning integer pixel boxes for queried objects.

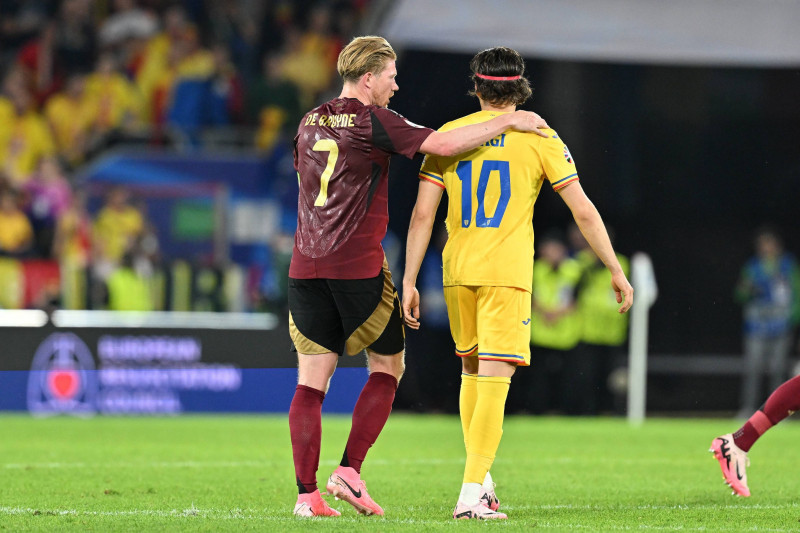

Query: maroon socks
[289,384,325,494]
[340,372,398,474]
[289,372,399,495]
[733,374,800,452]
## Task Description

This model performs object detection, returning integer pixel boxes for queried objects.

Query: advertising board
[0,311,366,415]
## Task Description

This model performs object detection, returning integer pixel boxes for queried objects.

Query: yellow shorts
[444,285,531,366]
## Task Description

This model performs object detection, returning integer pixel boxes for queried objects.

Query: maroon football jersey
[289,97,434,279]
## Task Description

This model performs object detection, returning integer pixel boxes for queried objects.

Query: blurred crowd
[0,0,369,311]
[403,223,632,416]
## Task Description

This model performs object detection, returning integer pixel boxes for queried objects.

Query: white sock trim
[483,471,493,489]
[459,482,482,506]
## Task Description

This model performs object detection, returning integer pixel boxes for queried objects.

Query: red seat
[21,259,61,308]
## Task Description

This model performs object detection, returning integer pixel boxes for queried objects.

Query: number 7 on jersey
[310,139,339,207]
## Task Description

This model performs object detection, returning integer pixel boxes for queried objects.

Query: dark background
[385,49,800,356]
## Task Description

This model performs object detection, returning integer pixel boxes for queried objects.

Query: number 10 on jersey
[456,159,511,228]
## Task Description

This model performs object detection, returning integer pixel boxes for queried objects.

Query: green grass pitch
[0,414,798,531]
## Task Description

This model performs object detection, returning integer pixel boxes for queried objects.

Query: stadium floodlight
[627,253,658,425]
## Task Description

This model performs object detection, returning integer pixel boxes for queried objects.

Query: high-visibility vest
[531,258,582,350]
[576,251,630,346]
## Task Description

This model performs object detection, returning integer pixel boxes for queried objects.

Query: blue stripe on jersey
[420,171,444,183]
[552,173,578,187]
[456,343,478,354]
[478,352,526,360]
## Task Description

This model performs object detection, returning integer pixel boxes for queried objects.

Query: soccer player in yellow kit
[402,47,634,520]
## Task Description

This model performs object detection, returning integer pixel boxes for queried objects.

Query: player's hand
[402,284,421,329]
[509,110,550,137]
[612,271,634,313]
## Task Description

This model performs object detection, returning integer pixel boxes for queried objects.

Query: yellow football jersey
[419,110,579,292]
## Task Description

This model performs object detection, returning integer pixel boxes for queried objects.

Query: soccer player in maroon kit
[710,374,800,497]
[288,36,550,517]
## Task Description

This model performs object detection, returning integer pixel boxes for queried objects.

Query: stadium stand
[0,0,370,314]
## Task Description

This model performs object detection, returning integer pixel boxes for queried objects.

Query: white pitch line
[0,507,796,531]
[2,504,796,513]
[527,523,794,532]
[1,455,712,470]
[0,507,260,519]
[1,457,469,470]
[504,503,800,511]
[2,461,266,470]
[7,449,748,471]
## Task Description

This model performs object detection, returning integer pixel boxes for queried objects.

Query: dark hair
[540,228,566,245]
[754,224,782,246]
[468,47,532,107]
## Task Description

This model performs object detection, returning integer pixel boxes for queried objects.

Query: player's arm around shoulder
[558,182,633,313]
[532,127,559,140]
[418,111,549,157]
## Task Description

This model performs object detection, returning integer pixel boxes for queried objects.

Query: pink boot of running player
[710,434,751,497]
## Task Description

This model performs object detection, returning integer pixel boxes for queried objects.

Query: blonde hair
[337,36,397,83]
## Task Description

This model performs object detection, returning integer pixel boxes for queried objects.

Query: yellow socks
[459,373,478,451]
[463,376,510,484]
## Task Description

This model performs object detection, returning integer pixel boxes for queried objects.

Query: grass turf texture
[0,414,798,531]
